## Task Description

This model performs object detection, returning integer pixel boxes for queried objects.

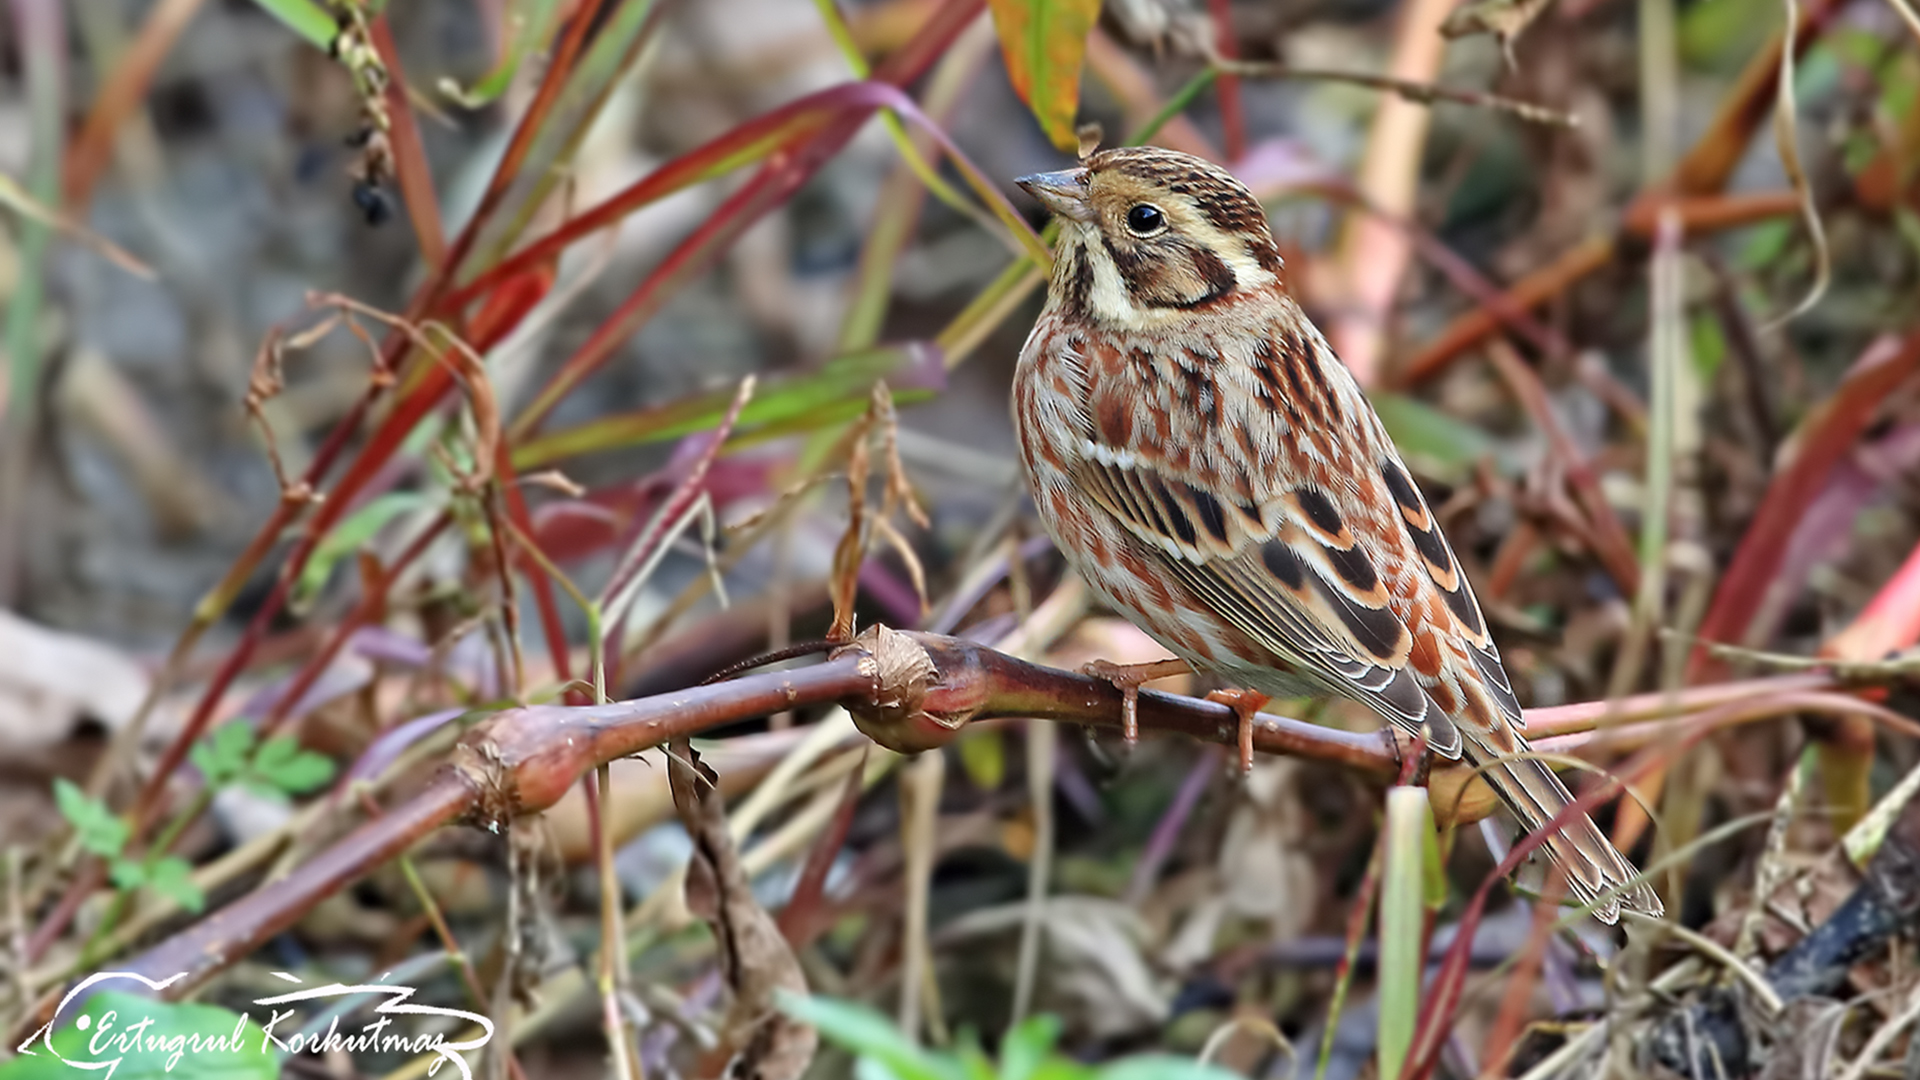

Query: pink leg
[1204,688,1271,773]
[1081,658,1191,744]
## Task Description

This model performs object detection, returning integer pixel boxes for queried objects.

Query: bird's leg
[1397,731,1430,787]
[1204,688,1271,774]
[1080,658,1191,744]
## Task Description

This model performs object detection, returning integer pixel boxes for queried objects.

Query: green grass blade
[1378,786,1432,1080]
[245,0,334,49]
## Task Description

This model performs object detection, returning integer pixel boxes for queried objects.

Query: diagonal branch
[47,626,1894,1024]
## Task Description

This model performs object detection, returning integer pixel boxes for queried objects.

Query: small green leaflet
[54,779,127,858]
[294,491,433,608]
[782,993,1242,1080]
[193,723,337,800]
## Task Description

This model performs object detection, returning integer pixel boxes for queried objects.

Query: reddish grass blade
[1689,330,1920,684]
[434,0,613,282]
[1812,533,1920,828]
[370,16,446,268]
[466,260,558,351]
[444,81,905,312]
[506,81,1019,437]
[494,440,576,701]
[1206,0,1245,162]
[62,0,206,210]
[776,748,870,947]
[1824,539,1920,665]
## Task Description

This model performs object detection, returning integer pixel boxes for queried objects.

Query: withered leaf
[670,741,818,1079]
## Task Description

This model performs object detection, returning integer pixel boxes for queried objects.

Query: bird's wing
[1069,438,1469,756]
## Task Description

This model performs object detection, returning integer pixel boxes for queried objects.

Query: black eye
[1125,204,1165,235]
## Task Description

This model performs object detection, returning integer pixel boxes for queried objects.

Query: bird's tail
[1466,739,1664,925]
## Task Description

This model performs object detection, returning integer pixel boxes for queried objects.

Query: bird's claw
[1080,658,1190,745]
[1204,688,1271,774]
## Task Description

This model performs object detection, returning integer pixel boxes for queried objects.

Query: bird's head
[1016,146,1284,330]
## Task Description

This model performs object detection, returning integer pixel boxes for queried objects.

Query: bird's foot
[1081,658,1191,744]
[1204,688,1271,774]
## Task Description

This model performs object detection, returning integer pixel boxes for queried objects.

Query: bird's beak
[1015,168,1094,223]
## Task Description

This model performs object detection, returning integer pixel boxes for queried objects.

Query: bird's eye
[1125,204,1166,235]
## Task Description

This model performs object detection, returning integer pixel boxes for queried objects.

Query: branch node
[838,625,981,753]
[452,737,517,834]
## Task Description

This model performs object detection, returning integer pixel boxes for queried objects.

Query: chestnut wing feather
[1074,448,1457,755]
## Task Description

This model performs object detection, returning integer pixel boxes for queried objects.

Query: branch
[49,626,1891,1020]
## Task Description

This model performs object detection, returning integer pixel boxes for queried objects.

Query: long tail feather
[1470,745,1663,925]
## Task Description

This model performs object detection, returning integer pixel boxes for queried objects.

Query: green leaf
[2,991,275,1079]
[250,735,337,795]
[1737,218,1795,270]
[108,858,149,891]
[194,723,257,786]
[1377,787,1433,1080]
[1093,1059,1241,1080]
[514,346,939,468]
[1000,1014,1061,1080]
[294,492,431,609]
[957,728,1007,792]
[54,779,128,859]
[145,857,206,914]
[955,1039,1000,1080]
[245,0,336,51]
[985,0,1103,151]
[1370,393,1497,484]
[1688,312,1726,383]
[779,994,967,1080]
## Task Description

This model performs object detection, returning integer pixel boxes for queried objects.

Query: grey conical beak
[1015,168,1094,223]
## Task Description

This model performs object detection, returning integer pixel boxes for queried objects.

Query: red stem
[1206,0,1244,162]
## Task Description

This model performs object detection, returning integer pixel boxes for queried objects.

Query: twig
[1626,912,1784,1014]
[1760,0,1831,330]
[1211,59,1576,127]
[43,624,1908,1021]
[1835,979,1920,1080]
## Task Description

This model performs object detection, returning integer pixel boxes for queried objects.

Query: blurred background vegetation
[1,0,1919,1076]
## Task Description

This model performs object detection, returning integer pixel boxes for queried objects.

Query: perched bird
[1010,145,1661,923]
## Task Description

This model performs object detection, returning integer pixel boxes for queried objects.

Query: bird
[1009,145,1661,924]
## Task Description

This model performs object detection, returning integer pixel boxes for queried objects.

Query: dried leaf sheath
[670,744,817,1078]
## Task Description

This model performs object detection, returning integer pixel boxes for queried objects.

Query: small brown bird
[1010,146,1660,923]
